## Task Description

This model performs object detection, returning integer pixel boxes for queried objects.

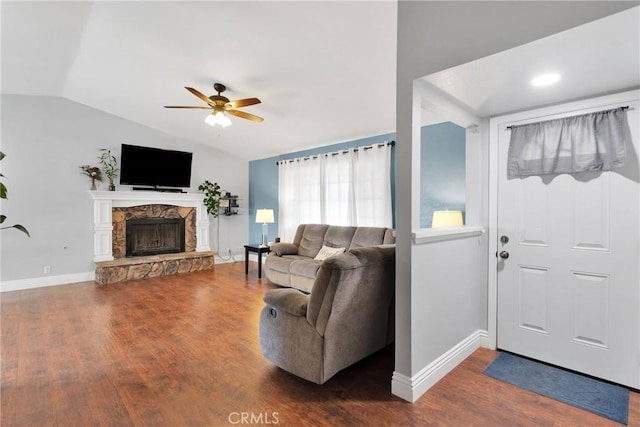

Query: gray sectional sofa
[264,224,395,293]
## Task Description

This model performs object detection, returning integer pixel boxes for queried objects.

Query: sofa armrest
[307,245,395,334]
[269,242,299,256]
[263,288,309,317]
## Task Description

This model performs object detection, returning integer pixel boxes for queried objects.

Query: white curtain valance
[507,107,628,178]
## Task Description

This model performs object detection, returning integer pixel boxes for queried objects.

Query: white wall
[0,94,248,288]
[394,1,636,402]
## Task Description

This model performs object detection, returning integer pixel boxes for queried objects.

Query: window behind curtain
[278,143,393,241]
[278,157,322,241]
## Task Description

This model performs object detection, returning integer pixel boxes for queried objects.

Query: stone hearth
[95,251,215,285]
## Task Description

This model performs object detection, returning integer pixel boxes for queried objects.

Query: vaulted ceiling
[2,1,397,161]
[3,2,638,161]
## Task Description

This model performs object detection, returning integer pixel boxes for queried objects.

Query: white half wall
[0,94,248,288]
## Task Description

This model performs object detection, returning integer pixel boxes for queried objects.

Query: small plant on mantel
[98,148,118,191]
[198,180,222,218]
[0,151,30,236]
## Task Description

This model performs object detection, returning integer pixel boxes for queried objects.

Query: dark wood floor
[2,262,638,426]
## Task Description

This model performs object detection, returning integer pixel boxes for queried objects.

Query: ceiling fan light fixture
[205,110,232,128]
[167,83,262,125]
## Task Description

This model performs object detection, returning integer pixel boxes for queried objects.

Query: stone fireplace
[112,204,195,258]
[126,217,186,257]
[90,191,215,284]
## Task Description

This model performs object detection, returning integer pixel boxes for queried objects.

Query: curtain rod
[505,105,630,130]
[276,140,395,165]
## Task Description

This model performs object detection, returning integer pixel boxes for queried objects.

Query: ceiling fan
[164,83,263,127]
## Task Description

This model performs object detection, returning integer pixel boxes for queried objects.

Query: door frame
[487,89,640,350]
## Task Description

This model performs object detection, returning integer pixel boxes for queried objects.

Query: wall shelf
[220,193,240,216]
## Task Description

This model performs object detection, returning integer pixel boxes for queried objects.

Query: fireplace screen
[126,217,185,257]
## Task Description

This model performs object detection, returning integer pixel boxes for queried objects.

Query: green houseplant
[198,180,222,218]
[0,151,29,236]
[98,148,118,191]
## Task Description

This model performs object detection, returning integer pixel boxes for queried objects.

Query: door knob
[500,235,509,244]
[499,251,510,259]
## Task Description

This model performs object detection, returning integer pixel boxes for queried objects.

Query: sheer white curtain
[323,149,356,226]
[278,142,393,238]
[278,157,322,241]
[354,144,393,226]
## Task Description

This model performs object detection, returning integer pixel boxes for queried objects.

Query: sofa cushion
[298,224,329,258]
[314,245,346,261]
[348,227,388,250]
[324,226,356,248]
[289,259,323,279]
[266,254,309,274]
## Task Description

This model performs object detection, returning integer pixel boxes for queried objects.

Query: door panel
[571,271,609,348]
[496,98,639,388]
[519,178,549,246]
[571,174,611,251]
[518,266,549,334]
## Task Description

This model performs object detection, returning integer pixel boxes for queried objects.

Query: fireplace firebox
[126,217,185,257]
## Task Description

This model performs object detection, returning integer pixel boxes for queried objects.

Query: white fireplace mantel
[89,191,211,262]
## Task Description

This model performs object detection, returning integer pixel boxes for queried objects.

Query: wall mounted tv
[119,144,193,190]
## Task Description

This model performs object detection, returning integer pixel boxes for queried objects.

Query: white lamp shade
[432,210,463,228]
[255,209,274,224]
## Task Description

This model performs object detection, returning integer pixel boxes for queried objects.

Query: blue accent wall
[247,122,465,243]
[420,121,466,228]
[248,132,395,244]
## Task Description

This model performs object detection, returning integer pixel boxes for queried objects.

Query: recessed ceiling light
[531,73,561,87]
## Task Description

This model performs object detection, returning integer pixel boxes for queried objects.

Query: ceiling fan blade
[185,87,213,105]
[226,109,264,123]
[225,98,261,109]
[164,105,212,109]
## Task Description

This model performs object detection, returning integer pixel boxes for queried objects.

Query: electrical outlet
[43,265,51,274]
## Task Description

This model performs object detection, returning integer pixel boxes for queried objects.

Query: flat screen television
[119,144,193,189]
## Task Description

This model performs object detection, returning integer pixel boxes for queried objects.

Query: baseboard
[391,329,489,402]
[216,252,248,264]
[0,271,96,292]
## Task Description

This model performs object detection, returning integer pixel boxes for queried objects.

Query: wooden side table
[244,244,271,279]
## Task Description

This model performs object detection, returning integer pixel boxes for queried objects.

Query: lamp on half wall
[432,210,463,228]
[255,209,274,247]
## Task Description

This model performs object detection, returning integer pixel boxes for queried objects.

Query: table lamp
[255,209,274,247]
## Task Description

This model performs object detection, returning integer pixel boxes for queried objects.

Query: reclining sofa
[259,244,396,384]
[264,224,395,293]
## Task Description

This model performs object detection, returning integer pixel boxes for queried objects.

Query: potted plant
[0,151,29,236]
[98,148,119,191]
[198,180,222,217]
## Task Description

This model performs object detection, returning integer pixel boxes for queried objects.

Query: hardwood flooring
[2,262,638,426]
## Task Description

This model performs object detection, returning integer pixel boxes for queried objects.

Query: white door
[495,96,639,388]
